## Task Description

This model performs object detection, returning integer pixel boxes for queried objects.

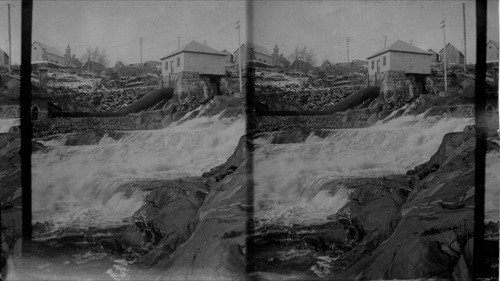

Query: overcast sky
[0,0,498,66]
[251,0,499,65]
[1,0,247,65]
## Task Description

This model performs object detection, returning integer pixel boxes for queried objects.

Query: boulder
[150,137,250,280]
[132,178,209,266]
[341,131,477,280]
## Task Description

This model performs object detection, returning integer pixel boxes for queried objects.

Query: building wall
[368,52,392,76]
[430,52,440,63]
[45,53,66,66]
[31,43,65,66]
[439,45,464,64]
[32,43,45,62]
[184,52,226,75]
[389,52,431,74]
[486,42,499,63]
[233,45,248,66]
[161,52,185,77]
[234,44,273,66]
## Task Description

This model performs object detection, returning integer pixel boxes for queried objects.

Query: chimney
[39,67,48,94]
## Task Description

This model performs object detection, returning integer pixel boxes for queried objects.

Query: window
[371,61,374,70]
[31,106,39,120]
[165,62,168,71]
[177,57,180,67]
[383,56,386,66]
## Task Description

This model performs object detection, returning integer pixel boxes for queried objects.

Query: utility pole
[204,40,206,45]
[463,3,467,71]
[139,37,143,64]
[384,36,387,47]
[346,37,350,64]
[8,4,11,72]
[441,20,447,92]
[410,40,413,45]
[177,36,181,48]
[235,20,242,94]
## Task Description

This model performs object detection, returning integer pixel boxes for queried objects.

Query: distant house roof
[235,42,272,57]
[438,43,463,56]
[367,40,431,59]
[160,40,227,60]
[33,41,65,58]
[222,49,232,55]
[428,49,439,54]
[0,47,7,56]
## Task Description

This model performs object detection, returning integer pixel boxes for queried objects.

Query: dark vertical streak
[21,0,33,252]
[473,0,487,278]
[245,0,255,278]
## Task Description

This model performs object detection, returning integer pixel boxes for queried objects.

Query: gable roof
[439,43,463,55]
[367,40,431,59]
[160,40,226,60]
[488,40,499,48]
[33,41,64,57]
[0,47,6,56]
[428,49,439,54]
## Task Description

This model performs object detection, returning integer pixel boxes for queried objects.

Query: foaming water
[32,113,245,229]
[485,150,500,222]
[0,118,19,133]
[254,114,473,226]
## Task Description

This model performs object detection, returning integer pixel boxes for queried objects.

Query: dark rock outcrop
[339,130,478,280]
[131,178,210,266]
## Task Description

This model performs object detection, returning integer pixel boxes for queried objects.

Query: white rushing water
[31,113,245,229]
[0,118,20,133]
[254,113,474,226]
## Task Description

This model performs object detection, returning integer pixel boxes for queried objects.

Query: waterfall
[254,113,474,226]
[0,118,19,133]
[31,113,245,229]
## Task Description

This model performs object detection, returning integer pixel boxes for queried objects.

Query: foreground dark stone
[131,178,210,266]
[133,136,250,280]
[338,130,479,280]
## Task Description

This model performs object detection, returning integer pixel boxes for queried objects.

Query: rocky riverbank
[249,126,499,280]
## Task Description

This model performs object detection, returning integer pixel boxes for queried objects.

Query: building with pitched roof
[0,48,9,66]
[486,40,499,63]
[32,41,66,67]
[367,40,432,80]
[439,43,464,65]
[233,42,274,67]
[160,40,227,77]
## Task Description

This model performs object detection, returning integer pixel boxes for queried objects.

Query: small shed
[428,49,440,63]
[439,43,464,65]
[160,40,227,77]
[222,50,233,65]
[367,40,432,82]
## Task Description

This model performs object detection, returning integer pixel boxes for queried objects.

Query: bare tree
[288,45,316,66]
[81,46,109,67]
